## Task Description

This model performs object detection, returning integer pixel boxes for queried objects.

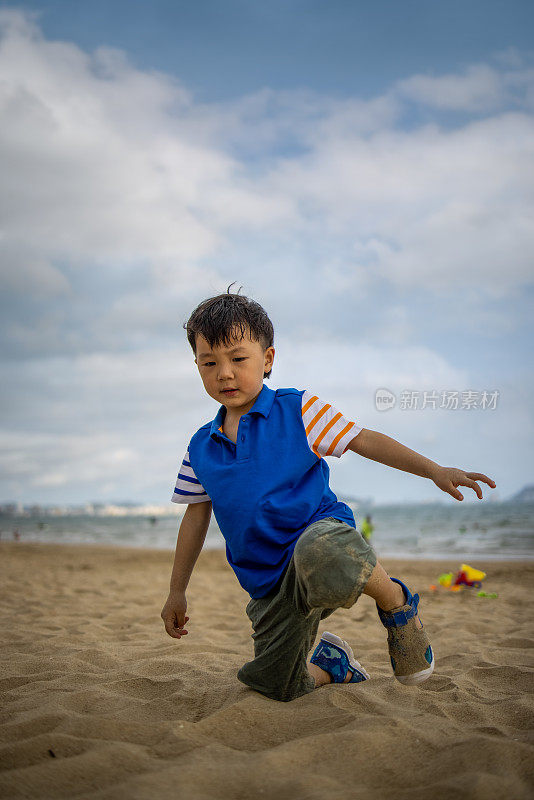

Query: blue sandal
[377,577,435,686]
[310,632,370,684]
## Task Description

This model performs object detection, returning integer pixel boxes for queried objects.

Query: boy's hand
[161,590,190,639]
[431,466,496,501]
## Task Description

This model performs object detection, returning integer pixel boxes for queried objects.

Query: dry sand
[0,541,533,800]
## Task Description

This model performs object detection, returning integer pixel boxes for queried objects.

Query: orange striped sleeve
[301,390,361,458]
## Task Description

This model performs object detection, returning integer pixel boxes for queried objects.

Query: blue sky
[0,2,533,506]
[7,0,534,101]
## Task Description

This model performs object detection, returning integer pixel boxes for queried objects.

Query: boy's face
[194,328,275,417]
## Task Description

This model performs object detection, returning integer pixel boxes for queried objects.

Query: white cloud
[262,111,534,296]
[0,9,292,301]
[397,60,534,112]
[0,428,143,492]
[2,10,533,313]
[397,64,506,112]
[274,336,468,406]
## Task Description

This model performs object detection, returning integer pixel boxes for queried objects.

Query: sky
[1,1,533,507]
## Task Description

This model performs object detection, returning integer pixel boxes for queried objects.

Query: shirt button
[241,434,245,442]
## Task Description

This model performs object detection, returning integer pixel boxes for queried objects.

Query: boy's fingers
[166,624,188,638]
[463,478,482,499]
[466,472,496,487]
[162,615,189,638]
[164,620,183,637]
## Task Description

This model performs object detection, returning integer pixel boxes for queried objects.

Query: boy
[161,288,496,702]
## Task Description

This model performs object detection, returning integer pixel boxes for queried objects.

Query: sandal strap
[378,592,420,628]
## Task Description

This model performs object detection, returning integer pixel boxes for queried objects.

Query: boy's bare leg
[362,561,423,624]
[307,560,420,689]
[361,561,406,610]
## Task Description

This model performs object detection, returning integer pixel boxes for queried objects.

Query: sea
[2,501,533,562]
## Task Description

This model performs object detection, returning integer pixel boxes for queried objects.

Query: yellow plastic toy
[460,564,486,582]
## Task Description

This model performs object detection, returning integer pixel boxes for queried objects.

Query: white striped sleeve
[171,448,211,504]
[301,390,362,458]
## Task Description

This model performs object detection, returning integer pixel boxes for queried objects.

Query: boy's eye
[203,357,247,366]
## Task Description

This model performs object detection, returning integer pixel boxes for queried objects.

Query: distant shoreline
[1,497,533,518]
[1,540,532,563]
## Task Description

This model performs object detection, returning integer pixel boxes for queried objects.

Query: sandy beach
[0,540,533,799]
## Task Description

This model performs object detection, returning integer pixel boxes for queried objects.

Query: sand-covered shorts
[237,516,377,702]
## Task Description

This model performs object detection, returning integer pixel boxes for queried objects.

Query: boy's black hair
[183,283,275,379]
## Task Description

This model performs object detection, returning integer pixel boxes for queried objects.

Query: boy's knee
[293,523,376,609]
[237,662,311,702]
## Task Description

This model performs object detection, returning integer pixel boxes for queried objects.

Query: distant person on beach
[161,285,496,702]
[361,515,374,542]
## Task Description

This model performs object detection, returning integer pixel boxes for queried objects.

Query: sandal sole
[395,656,435,685]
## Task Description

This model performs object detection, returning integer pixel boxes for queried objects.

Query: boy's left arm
[347,429,496,501]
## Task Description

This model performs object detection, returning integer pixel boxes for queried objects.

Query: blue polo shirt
[171,384,362,598]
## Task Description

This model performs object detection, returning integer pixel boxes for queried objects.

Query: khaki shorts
[237,516,377,702]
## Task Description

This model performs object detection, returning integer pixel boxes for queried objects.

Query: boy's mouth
[221,388,238,394]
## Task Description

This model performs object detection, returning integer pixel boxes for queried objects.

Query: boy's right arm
[160,500,212,640]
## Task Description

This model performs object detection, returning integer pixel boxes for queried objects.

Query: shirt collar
[210,383,276,439]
